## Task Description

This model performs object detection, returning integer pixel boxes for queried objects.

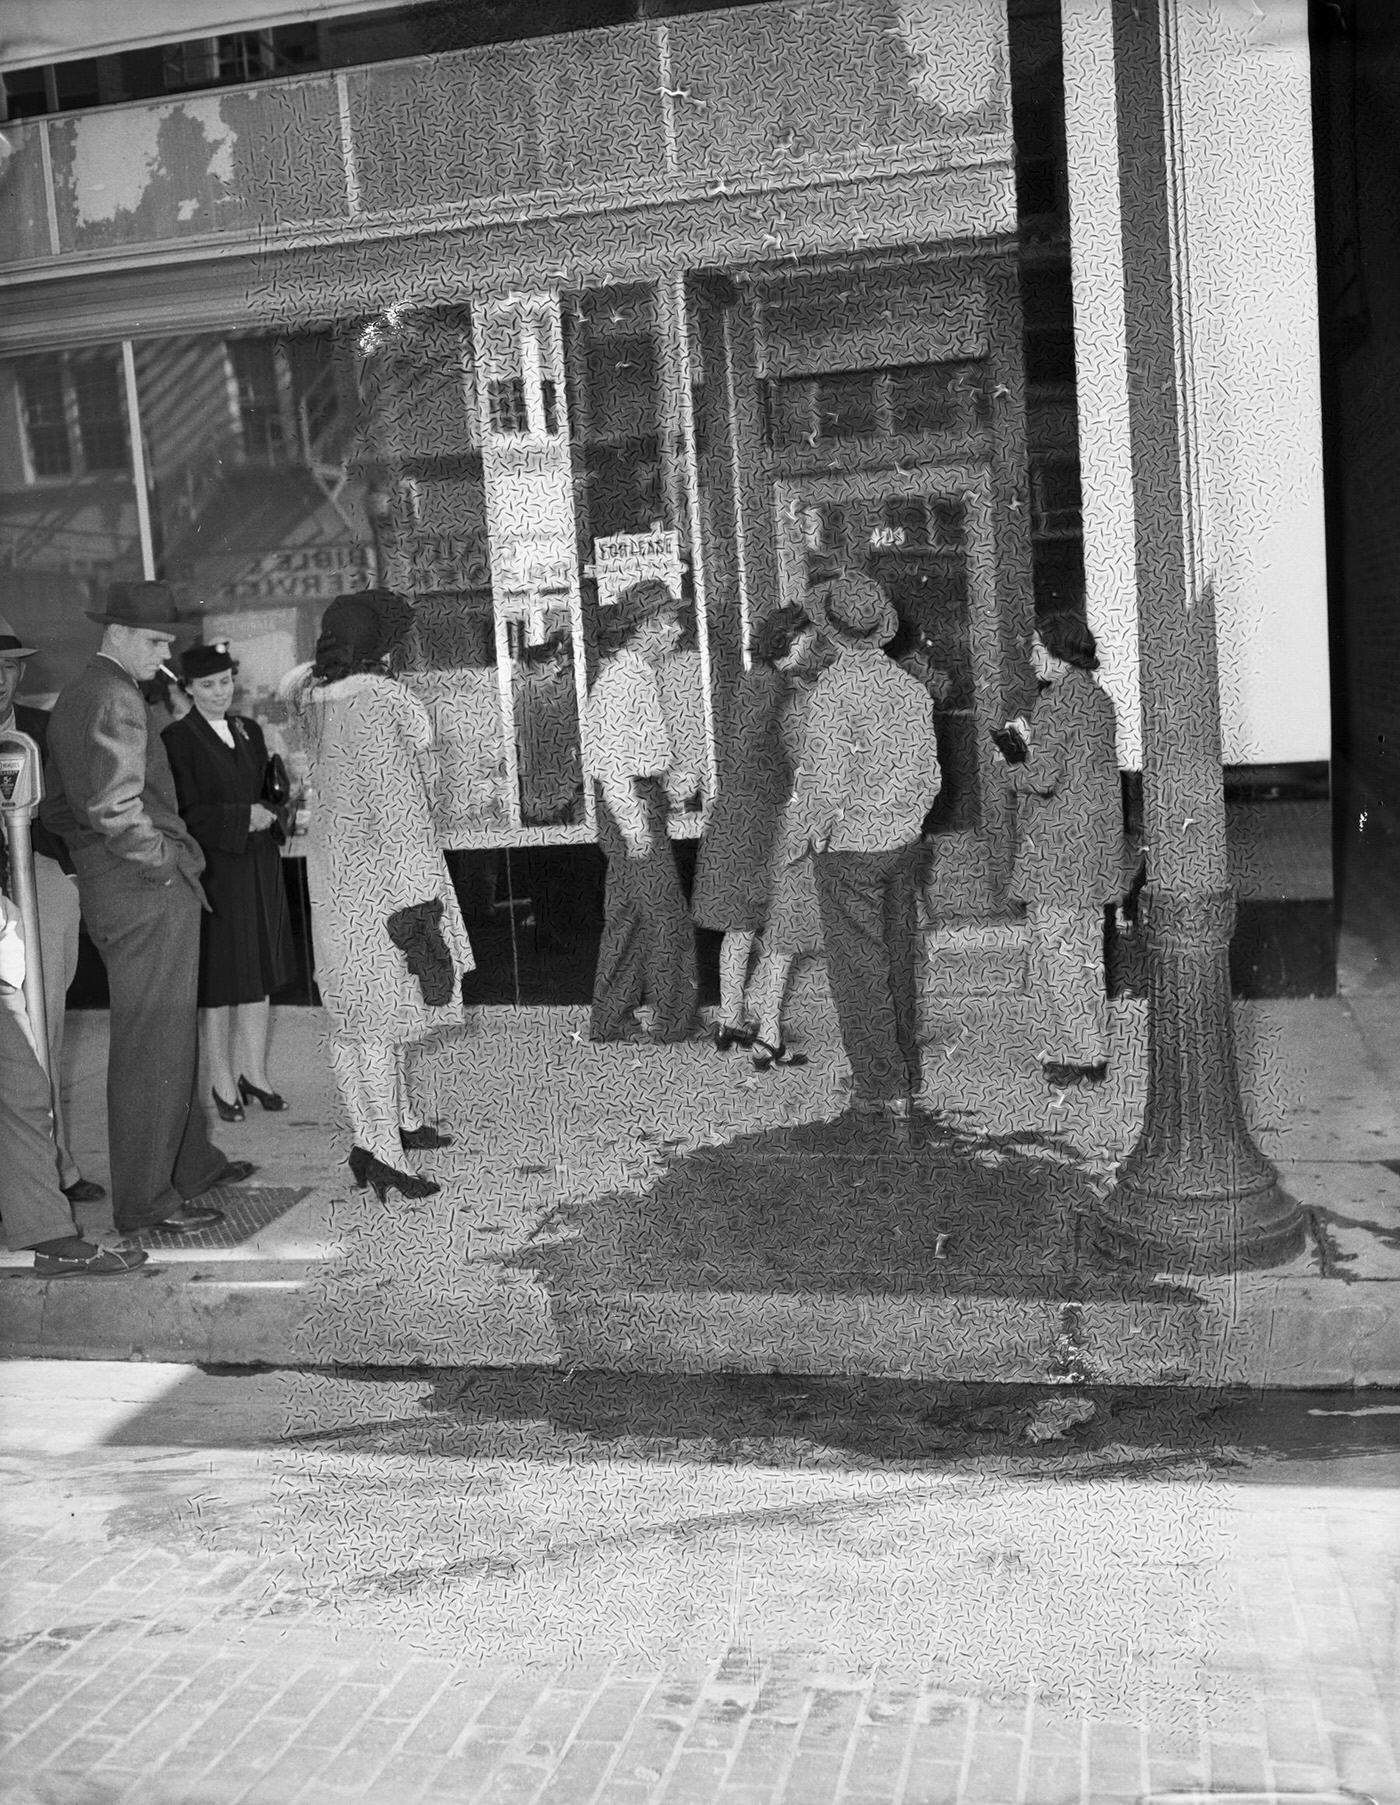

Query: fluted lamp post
[1091,0,1306,1273]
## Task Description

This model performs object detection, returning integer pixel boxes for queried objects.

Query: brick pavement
[2,1368,1398,1804]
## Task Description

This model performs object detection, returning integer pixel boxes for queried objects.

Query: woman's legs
[328,1037,400,1164]
[747,944,795,1049]
[230,997,273,1091]
[395,1043,421,1133]
[718,930,756,1027]
[201,1006,236,1102]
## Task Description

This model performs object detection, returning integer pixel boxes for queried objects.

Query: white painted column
[1060,0,1330,771]
[1167,0,1329,765]
[1061,0,1141,768]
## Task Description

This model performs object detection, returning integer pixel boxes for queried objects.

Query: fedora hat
[86,580,184,634]
[818,570,898,646]
[603,578,681,642]
[0,614,37,659]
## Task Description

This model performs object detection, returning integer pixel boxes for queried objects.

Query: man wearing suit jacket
[0,614,104,1204]
[42,582,254,1235]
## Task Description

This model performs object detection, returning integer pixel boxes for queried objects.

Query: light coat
[295,672,473,1045]
[1008,666,1125,907]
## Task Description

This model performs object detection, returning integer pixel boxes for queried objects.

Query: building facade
[0,0,1338,1002]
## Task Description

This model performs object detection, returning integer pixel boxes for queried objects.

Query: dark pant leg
[815,848,910,1103]
[0,1002,77,1250]
[591,788,697,1040]
[591,797,651,1037]
[80,873,224,1230]
[635,788,698,1041]
[885,844,922,1094]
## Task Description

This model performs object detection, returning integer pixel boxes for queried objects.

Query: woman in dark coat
[163,643,296,1121]
[690,604,822,1066]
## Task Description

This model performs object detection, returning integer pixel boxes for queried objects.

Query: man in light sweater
[582,580,700,1044]
[787,571,942,1118]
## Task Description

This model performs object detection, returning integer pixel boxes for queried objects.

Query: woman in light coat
[287,590,473,1199]
[998,610,1124,1087]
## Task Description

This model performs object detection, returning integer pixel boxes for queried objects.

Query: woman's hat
[179,643,236,682]
[317,589,414,664]
[85,580,185,633]
[818,570,898,646]
[0,614,37,658]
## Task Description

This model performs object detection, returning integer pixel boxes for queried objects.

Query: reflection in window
[17,351,128,480]
[513,628,584,826]
[562,287,666,543]
[766,360,988,449]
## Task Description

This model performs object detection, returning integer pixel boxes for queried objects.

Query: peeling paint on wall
[184,94,238,187]
[69,109,164,224]
[66,95,238,228]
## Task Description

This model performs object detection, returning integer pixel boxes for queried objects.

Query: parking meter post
[0,730,51,1080]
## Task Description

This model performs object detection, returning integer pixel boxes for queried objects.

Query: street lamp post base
[1093,888,1307,1275]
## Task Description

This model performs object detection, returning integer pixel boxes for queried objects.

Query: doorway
[773,463,1011,915]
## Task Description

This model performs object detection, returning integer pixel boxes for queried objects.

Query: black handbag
[261,752,295,846]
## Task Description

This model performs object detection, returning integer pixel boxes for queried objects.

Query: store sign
[215,543,373,603]
[493,534,575,596]
[392,533,493,594]
[590,530,684,607]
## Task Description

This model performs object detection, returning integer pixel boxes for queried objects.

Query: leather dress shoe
[146,1203,225,1234]
[187,1159,257,1198]
[60,1177,107,1203]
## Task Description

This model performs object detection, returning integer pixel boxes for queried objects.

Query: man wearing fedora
[787,569,943,1120]
[0,614,106,1206]
[581,578,701,1044]
[42,581,255,1236]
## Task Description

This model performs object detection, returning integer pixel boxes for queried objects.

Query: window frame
[15,349,129,486]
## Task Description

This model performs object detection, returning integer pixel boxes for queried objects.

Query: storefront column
[1091,0,1306,1272]
[1059,0,1139,764]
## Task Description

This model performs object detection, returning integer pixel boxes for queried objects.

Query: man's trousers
[78,869,226,1230]
[591,782,697,1042]
[32,854,82,1187]
[814,843,922,1104]
[0,995,76,1250]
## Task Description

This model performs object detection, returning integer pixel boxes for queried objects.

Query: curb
[8,1265,1397,1385]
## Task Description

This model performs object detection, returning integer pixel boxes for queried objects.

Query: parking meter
[0,729,51,1075]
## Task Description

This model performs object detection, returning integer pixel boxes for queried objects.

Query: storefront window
[0,344,144,702]
[2,280,721,855]
[563,283,667,547]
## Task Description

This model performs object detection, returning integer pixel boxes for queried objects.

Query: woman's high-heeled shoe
[713,1022,757,1053]
[238,1075,286,1112]
[399,1123,455,1151]
[752,1038,809,1072]
[212,1088,245,1123]
[348,1145,440,1202]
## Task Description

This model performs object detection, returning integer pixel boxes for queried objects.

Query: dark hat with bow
[178,642,237,682]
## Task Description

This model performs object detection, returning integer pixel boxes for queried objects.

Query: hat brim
[823,600,899,645]
[85,610,185,633]
[0,643,38,658]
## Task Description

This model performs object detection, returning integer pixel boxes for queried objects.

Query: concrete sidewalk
[4,936,1399,1384]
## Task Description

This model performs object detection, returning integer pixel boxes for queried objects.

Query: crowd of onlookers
[0,569,1128,1267]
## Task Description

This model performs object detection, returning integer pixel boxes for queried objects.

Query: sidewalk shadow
[504,1106,1192,1303]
